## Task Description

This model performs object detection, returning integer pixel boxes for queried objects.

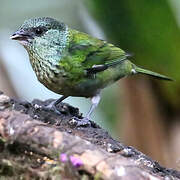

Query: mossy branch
[0,91,179,179]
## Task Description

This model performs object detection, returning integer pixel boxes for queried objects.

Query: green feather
[68,29,126,68]
[134,65,173,81]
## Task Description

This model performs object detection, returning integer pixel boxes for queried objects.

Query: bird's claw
[40,103,61,115]
[68,117,91,127]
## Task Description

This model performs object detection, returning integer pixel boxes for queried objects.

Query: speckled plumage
[10,17,172,123]
[11,17,172,110]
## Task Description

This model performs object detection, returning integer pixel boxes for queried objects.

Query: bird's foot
[40,101,61,115]
[69,117,91,127]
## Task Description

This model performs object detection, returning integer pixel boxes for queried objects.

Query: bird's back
[51,28,131,96]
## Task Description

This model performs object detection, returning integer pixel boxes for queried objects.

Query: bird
[10,17,172,126]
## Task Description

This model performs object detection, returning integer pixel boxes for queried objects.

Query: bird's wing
[68,29,127,74]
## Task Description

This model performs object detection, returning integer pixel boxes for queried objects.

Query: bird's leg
[86,94,101,120]
[71,94,101,127]
[42,95,68,114]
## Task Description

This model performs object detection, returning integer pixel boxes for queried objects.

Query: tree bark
[0,91,179,179]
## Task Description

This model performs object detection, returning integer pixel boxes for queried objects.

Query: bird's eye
[35,28,43,35]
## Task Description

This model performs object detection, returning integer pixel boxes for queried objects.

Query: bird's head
[10,17,68,52]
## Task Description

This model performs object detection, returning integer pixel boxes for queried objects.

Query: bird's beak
[10,33,22,40]
[10,30,33,46]
[10,30,29,40]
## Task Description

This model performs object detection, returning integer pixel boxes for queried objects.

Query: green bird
[10,17,172,126]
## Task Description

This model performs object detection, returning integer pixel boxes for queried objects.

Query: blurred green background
[0,0,180,169]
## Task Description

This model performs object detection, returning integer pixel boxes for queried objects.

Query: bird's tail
[134,65,173,81]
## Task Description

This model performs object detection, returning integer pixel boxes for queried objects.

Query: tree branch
[0,91,179,179]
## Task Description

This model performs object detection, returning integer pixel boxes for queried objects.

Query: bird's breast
[28,51,67,92]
